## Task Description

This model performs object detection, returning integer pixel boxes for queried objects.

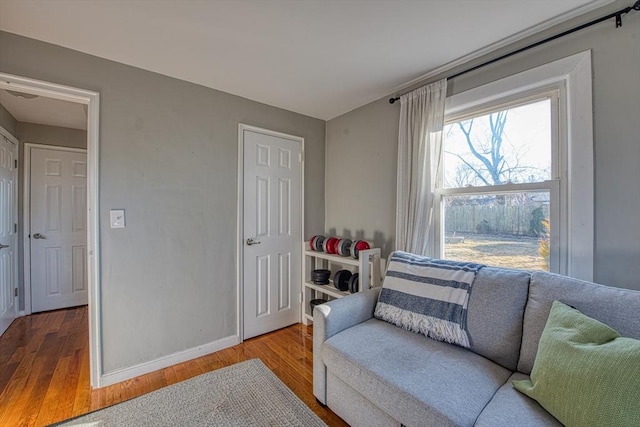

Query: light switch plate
[110,209,125,228]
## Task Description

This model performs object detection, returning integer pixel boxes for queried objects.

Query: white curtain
[395,79,447,255]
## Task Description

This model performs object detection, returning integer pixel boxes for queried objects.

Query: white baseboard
[100,334,240,387]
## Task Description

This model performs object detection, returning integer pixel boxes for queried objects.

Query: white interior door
[30,147,88,313]
[0,134,18,336]
[242,127,302,340]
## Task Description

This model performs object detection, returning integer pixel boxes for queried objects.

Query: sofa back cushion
[465,267,531,371]
[517,271,640,374]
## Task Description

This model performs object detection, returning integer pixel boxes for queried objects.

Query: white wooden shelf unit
[302,242,381,325]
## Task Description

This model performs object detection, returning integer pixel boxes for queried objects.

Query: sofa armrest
[313,287,381,403]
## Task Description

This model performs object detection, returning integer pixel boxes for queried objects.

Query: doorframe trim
[0,126,19,145]
[0,72,103,388]
[23,143,88,316]
[236,124,304,342]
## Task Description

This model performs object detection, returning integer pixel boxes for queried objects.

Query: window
[433,51,594,280]
[440,96,557,271]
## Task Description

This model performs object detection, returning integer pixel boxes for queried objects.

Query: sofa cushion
[466,266,531,371]
[474,372,562,427]
[322,318,511,427]
[518,272,640,373]
[513,301,640,427]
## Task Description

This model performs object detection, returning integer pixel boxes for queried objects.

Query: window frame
[432,51,593,280]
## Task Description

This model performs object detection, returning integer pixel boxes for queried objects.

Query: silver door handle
[246,238,261,246]
[32,233,46,239]
[0,243,8,249]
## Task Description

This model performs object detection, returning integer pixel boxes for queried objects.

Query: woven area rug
[52,359,326,426]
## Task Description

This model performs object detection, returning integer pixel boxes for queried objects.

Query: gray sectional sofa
[313,265,640,426]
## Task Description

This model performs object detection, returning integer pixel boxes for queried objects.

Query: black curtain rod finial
[389,96,400,104]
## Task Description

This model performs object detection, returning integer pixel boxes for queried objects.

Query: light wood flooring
[0,306,347,426]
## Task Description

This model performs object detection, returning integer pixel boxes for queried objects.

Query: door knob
[0,243,8,249]
[246,238,261,246]
[32,233,46,239]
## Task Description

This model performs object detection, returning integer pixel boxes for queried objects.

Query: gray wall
[325,97,399,257]
[0,31,325,373]
[0,101,17,136]
[16,122,88,311]
[326,8,640,291]
[18,121,87,149]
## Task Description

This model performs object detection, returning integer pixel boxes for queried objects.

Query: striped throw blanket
[374,251,484,348]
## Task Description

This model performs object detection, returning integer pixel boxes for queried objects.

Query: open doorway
[0,73,102,388]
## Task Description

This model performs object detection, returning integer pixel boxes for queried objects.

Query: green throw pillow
[513,300,640,427]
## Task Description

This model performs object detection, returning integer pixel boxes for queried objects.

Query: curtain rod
[389,0,640,104]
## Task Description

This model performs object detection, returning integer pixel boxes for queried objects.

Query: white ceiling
[0,0,614,120]
[0,90,87,130]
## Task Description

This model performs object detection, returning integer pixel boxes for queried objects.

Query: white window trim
[435,51,593,281]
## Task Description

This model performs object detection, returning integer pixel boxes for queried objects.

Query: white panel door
[0,135,18,336]
[30,147,88,313]
[243,128,302,339]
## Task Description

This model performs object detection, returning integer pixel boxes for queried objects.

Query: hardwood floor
[0,306,347,426]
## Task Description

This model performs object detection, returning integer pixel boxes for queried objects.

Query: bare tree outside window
[444,100,551,189]
[441,98,552,270]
